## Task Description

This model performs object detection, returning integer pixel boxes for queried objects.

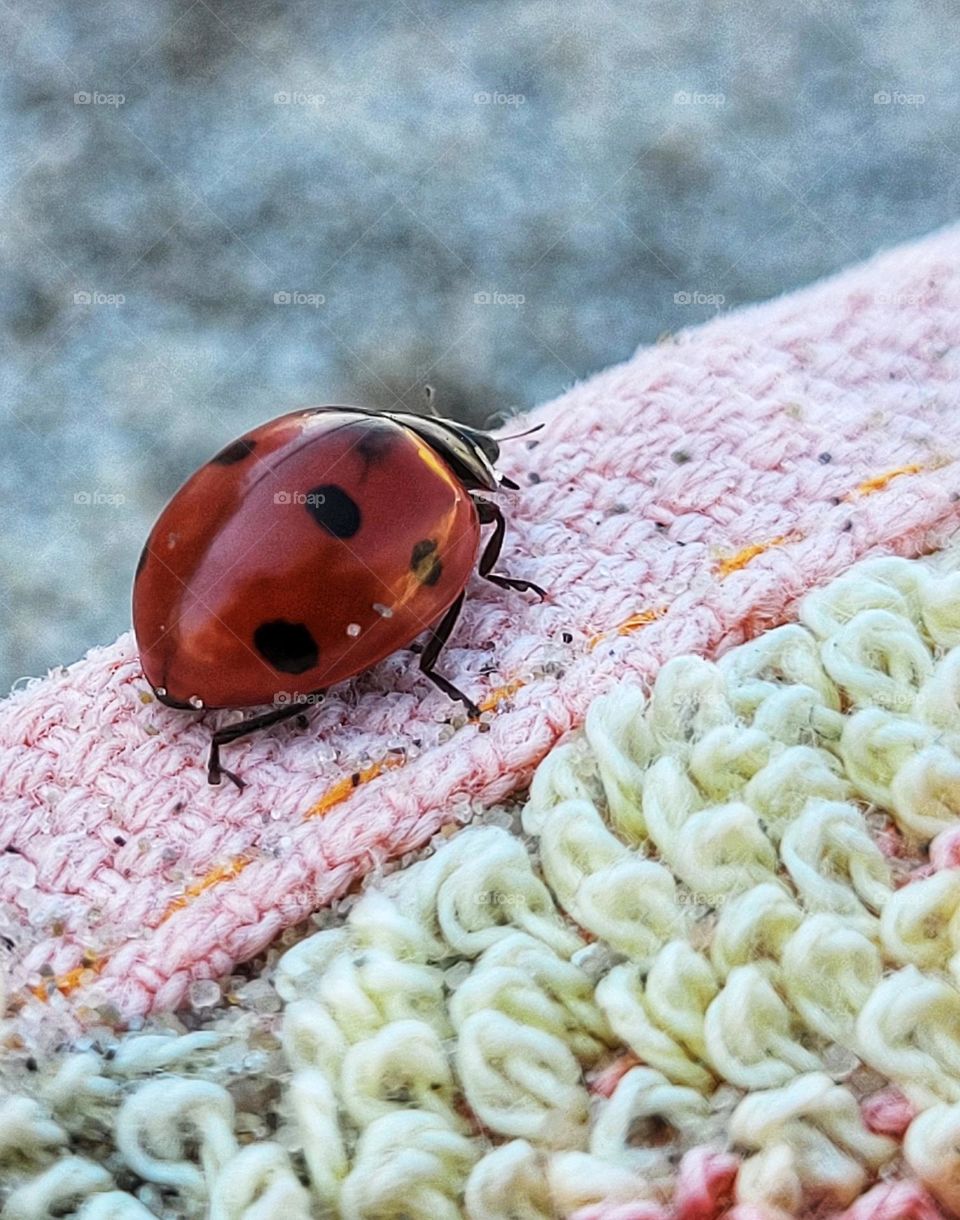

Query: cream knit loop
[114,1078,237,1196]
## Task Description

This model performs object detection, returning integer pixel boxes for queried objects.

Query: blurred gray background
[1,0,957,691]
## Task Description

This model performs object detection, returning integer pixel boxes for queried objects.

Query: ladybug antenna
[423,384,441,418]
[498,421,545,443]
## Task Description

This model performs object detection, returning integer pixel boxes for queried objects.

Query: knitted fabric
[4,222,960,1024]
[4,548,960,1216]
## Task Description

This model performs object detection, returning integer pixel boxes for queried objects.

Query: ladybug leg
[419,591,481,718]
[473,497,547,599]
[207,701,316,789]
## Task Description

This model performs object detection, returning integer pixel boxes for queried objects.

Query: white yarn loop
[688,724,774,801]
[455,1011,588,1146]
[208,1143,311,1220]
[780,913,882,1047]
[709,883,803,981]
[108,1032,223,1075]
[820,608,934,713]
[880,867,960,979]
[719,625,839,719]
[0,1095,66,1159]
[590,1065,711,1181]
[114,1078,237,1196]
[524,743,600,834]
[890,745,960,841]
[464,1140,553,1220]
[450,933,613,1064]
[731,1073,896,1210]
[340,1019,464,1130]
[779,801,891,932]
[595,959,714,1092]
[704,965,822,1089]
[856,966,960,1105]
[741,745,851,841]
[287,1068,347,1208]
[647,655,735,757]
[642,754,705,856]
[798,558,919,639]
[536,800,681,963]
[669,801,779,900]
[1,1156,113,1220]
[338,1110,479,1220]
[840,707,933,811]
[584,684,652,840]
[74,1192,155,1219]
[903,1102,960,1212]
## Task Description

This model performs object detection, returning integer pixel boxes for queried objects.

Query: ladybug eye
[455,423,500,464]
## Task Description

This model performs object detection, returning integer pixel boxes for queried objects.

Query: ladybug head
[388,411,512,492]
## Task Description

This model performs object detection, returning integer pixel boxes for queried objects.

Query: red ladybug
[132,404,544,789]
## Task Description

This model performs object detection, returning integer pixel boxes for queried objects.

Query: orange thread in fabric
[160,856,254,922]
[714,534,795,578]
[850,463,926,497]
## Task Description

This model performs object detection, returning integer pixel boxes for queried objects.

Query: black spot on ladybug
[305,484,361,538]
[211,437,257,465]
[253,620,319,674]
[411,538,442,586]
[135,545,149,581]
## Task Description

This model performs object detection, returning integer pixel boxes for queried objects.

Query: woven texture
[4,223,960,1023]
[6,549,960,1216]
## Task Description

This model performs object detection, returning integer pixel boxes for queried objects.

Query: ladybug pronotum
[132,404,545,789]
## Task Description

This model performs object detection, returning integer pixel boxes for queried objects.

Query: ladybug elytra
[132,404,545,789]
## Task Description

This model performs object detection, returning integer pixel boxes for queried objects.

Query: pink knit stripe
[3,223,960,1023]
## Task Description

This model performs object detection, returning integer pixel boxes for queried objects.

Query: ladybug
[132,403,545,789]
